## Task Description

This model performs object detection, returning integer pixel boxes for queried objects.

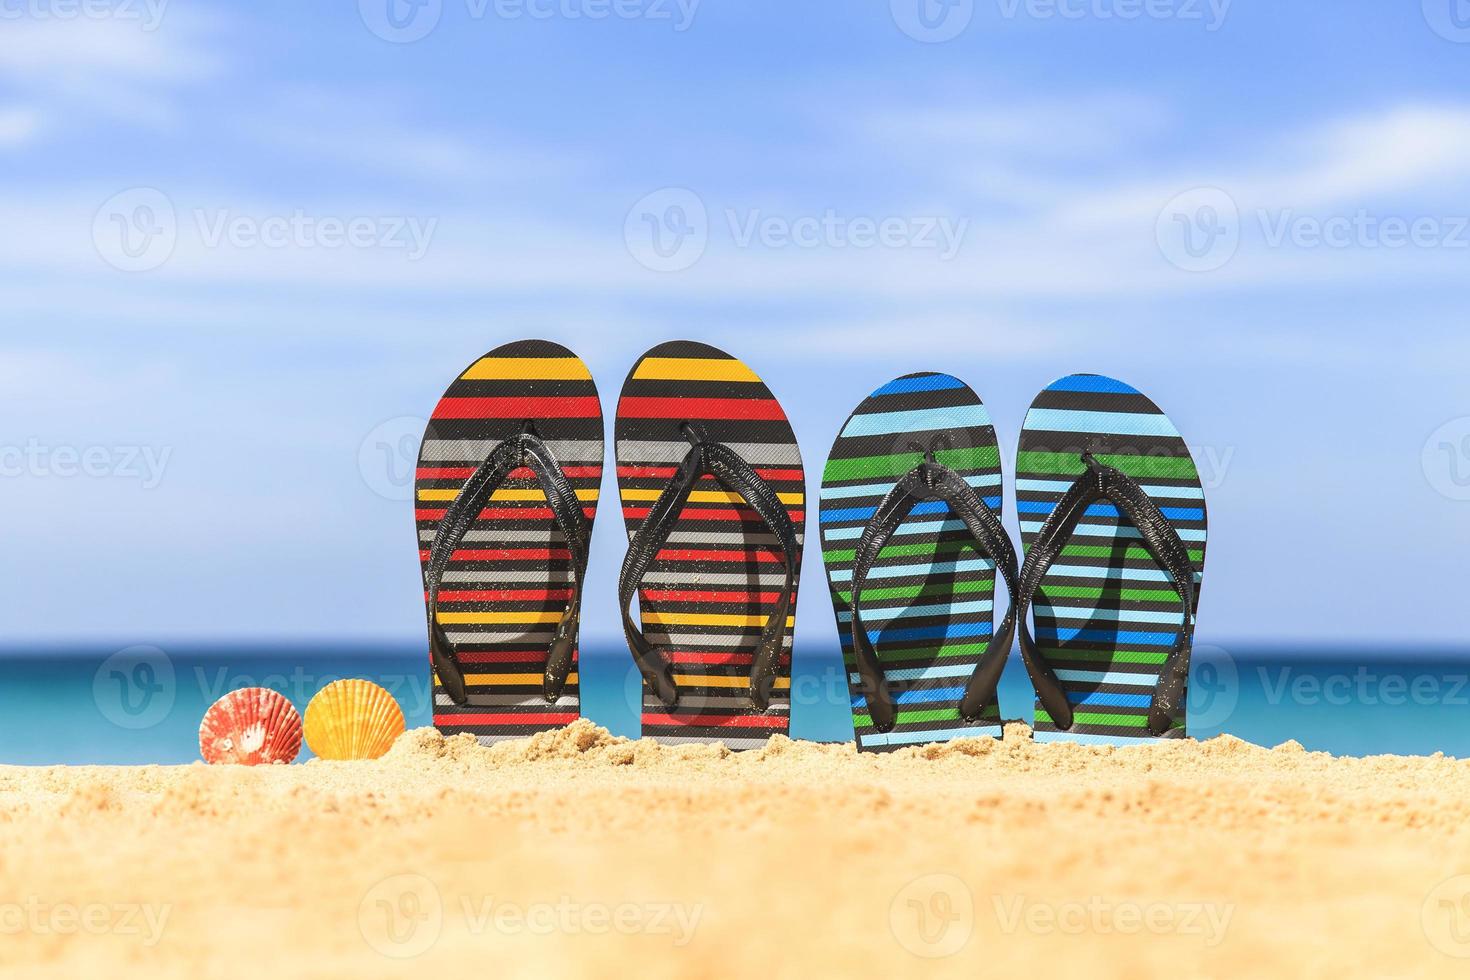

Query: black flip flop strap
[425,431,590,706]
[1014,454,1198,736]
[848,457,1021,734]
[620,432,799,710]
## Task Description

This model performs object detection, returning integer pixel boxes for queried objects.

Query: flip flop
[1013,374,1208,744]
[818,373,1021,752]
[614,341,805,748]
[414,340,604,744]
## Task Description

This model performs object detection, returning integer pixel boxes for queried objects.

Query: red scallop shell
[199,688,303,765]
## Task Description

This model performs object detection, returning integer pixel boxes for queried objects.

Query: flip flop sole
[819,373,1004,752]
[615,341,804,748]
[1015,374,1207,744]
[415,340,604,744]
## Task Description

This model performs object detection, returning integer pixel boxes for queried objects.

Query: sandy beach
[1,721,1467,978]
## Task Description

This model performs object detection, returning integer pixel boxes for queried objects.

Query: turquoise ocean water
[1,645,1466,765]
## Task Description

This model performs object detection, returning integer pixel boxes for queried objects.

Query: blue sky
[3,1,1470,652]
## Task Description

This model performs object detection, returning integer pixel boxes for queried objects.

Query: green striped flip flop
[1013,374,1208,744]
[818,373,1026,753]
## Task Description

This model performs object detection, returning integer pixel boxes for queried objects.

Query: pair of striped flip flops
[819,373,1208,752]
[415,339,803,748]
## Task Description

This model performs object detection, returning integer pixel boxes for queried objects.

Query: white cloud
[0,106,40,147]
[239,87,583,185]
[0,15,223,132]
[864,93,1168,159]
[1058,103,1470,227]
[3,95,1470,305]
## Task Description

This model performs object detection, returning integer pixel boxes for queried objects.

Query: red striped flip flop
[615,341,805,748]
[415,340,603,744]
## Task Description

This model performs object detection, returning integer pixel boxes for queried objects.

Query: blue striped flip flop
[1012,374,1208,745]
[818,373,1024,753]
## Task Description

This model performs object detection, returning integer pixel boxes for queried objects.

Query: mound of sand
[1,722,1467,978]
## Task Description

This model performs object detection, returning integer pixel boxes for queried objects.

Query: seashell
[199,688,302,765]
[304,679,405,760]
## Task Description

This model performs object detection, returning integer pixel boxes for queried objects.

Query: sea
[1,644,1467,764]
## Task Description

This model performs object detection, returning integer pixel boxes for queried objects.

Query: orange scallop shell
[199,688,302,765]
[304,679,405,760]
